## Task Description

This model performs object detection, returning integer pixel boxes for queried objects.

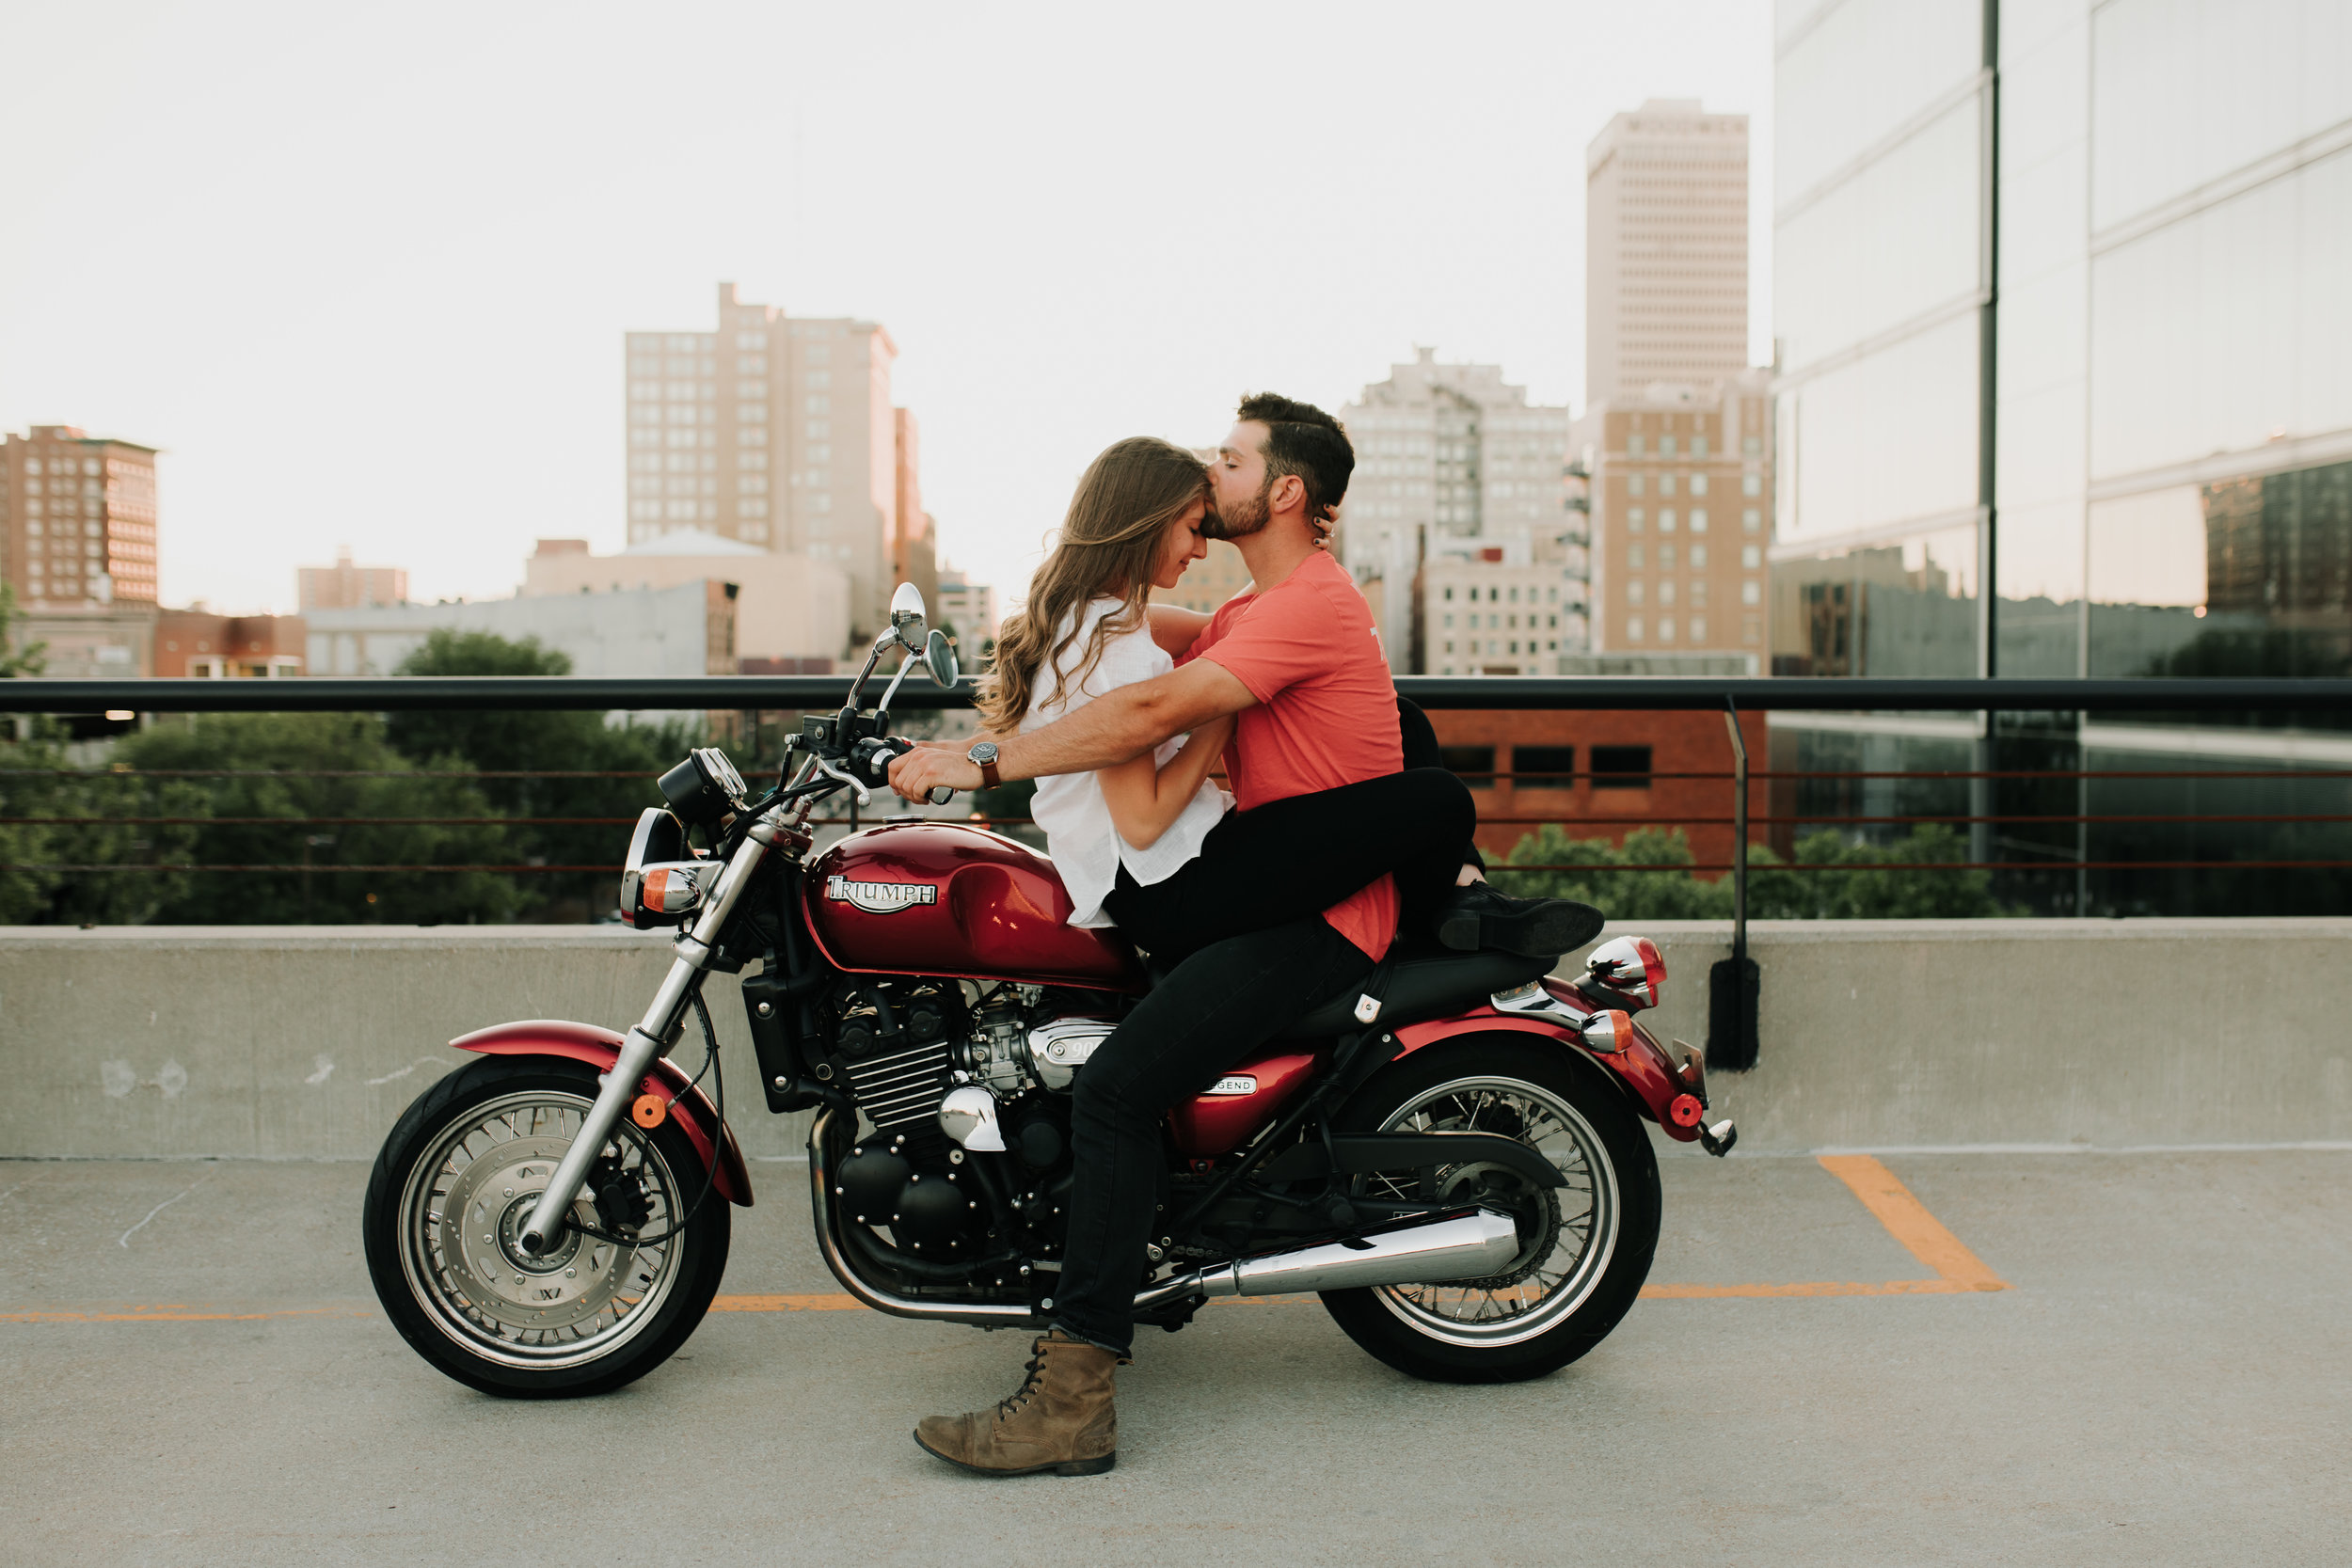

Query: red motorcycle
[363,586,1735,1399]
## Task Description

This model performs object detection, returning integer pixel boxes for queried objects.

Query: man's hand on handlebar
[887,745,984,803]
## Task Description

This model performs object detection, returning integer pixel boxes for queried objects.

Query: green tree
[383,630,701,918]
[0,583,47,677]
[113,712,519,924]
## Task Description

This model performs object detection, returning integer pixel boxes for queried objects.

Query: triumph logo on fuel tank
[825,875,939,915]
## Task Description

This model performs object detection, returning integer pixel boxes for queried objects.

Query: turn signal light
[1580,1008,1634,1053]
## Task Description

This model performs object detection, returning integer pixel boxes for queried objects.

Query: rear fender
[1390,1006,1701,1143]
[449,1019,755,1205]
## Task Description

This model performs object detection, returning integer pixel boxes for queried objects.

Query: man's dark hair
[1236,391,1354,527]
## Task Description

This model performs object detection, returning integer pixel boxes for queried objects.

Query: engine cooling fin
[843,1036,954,1160]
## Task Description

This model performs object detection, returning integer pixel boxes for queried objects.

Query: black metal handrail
[7,675,2352,714]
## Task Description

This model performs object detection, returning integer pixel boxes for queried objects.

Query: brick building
[153,610,307,678]
[1427,706,1767,868]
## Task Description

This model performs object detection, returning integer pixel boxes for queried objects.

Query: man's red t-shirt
[1184,550,1401,959]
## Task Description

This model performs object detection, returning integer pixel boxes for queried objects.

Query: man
[887,393,1593,1478]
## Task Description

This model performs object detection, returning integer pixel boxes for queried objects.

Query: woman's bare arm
[1096,714,1234,850]
[1146,603,1214,657]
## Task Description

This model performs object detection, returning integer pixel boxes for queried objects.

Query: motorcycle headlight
[658,748,749,829]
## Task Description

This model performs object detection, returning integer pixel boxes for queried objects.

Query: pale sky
[0,0,1774,616]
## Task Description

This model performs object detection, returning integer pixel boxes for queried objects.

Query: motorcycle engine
[822,981,1112,1259]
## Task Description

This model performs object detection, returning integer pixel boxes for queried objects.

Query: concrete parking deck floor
[2,1145,2346,1566]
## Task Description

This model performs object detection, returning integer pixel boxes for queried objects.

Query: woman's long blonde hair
[977,436,1209,734]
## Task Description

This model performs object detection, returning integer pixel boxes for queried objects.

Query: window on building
[1508,586,1519,603]
[1691,508,1708,532]
[1629,546,1645,570]
[1743,616,1761,643]
[736,332,767,351]
[1629,508,1645,531]
[1743,436,1761,456]
[737,404,768,423]
[1628,473,1645,497]
[1629,579,1645,605]
[1691,616,1708,642]
[1742,507,1760,531]
[806,395,830,414]
[1590,745,1652,789]
[1628,616,1645,641]
[1438,747,1496,788]
[1692,436,1708,458]
[739,427,768,446]
[806,420,830,438]
[806,371,832,389]
[1741,545,1762,568]
[739,498,770,517]
[1661,544,1677,570]
[738,451,769,469]
[1742,474,1761,496]
[805,343,830,362]
[1691,474,1708,497]
[1660,617,1677,642]
[1741,579,1762,605]
[1661,509,1677,532]
[1513,746,1575,787]
[1628,435,1645,456]
[739,475,770,495]
[1660,436,1677,457]
[1660,473,1676,498]
[1442,613,1454,628]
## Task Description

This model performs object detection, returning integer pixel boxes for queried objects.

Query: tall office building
[1337,349,1583,673]
[625,283,921,643]
[1576,372,1773,661]
[1771,0,2352,913]
[0,426,160,610]
[1585,100,1751,401]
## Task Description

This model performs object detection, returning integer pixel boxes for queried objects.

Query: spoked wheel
[1320,1038,1660,1384]
[363,1055,730,1399]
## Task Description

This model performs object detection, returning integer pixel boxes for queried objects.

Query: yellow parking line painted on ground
[709,1293,866,1312]
[1815,1153,2010,1291]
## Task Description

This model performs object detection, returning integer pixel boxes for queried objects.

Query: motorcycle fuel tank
[804,821,1144,991]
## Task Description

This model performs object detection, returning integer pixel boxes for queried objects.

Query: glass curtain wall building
[1772,0,2352,912]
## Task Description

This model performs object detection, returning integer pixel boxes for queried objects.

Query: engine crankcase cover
[836,1146,912,1227]
[890,1167,977,1254]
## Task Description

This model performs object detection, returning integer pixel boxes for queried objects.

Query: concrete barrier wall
[2,919,2347,1162]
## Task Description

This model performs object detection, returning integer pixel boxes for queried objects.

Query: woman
[977,436,1238,934]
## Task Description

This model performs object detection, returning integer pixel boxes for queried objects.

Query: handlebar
[851,736,956,808]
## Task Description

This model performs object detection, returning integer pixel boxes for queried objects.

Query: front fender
[1391,1006,1702,1143]
[449,1019,754,1206]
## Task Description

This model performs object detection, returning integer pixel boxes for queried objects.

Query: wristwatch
[966,739,1002,789]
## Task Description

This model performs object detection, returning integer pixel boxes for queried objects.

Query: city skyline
[0,2,1775,619]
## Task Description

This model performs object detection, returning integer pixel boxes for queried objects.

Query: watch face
[968,741,999,765]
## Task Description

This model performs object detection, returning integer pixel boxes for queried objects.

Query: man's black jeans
[1050,912,1372,1354]
[1054,753,1481,1354]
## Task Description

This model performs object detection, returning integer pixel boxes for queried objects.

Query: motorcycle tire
[363,1054,731,1400]
[1319,1037,1661,1385]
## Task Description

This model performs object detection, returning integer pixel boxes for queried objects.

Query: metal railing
[6,674,2349,1068]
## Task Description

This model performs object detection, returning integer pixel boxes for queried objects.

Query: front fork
[516,811,784,1256]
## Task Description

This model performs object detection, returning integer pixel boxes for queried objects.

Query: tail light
[1581,935,1667,1009]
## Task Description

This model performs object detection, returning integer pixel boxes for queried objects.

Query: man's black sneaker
[1432,884,1605,958]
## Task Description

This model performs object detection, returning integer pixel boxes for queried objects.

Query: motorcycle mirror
[923,627,959,688]
[889,581,928,650]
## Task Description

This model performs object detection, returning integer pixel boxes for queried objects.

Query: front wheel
[363,1055,731,1399]
[1320,1038,1661,1384]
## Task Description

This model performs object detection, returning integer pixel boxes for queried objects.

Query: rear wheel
[1319,1038,1660,1384]
[363,1055,730,1399]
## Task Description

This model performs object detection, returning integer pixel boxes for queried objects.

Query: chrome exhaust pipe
[1133,1208,1521,1312]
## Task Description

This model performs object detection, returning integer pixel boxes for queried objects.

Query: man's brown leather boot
[913,1331,1123,1477]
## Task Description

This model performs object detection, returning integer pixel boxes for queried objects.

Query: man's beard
[1203,480,1272,541]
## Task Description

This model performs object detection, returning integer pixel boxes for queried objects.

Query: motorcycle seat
[1273,939,1553,1041]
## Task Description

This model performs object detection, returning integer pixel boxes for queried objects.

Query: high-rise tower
[1585,100,1750,401]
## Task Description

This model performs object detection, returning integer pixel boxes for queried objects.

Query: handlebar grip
[926,785,955,806]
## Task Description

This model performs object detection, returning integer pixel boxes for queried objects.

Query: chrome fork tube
[516,811,783,1255]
